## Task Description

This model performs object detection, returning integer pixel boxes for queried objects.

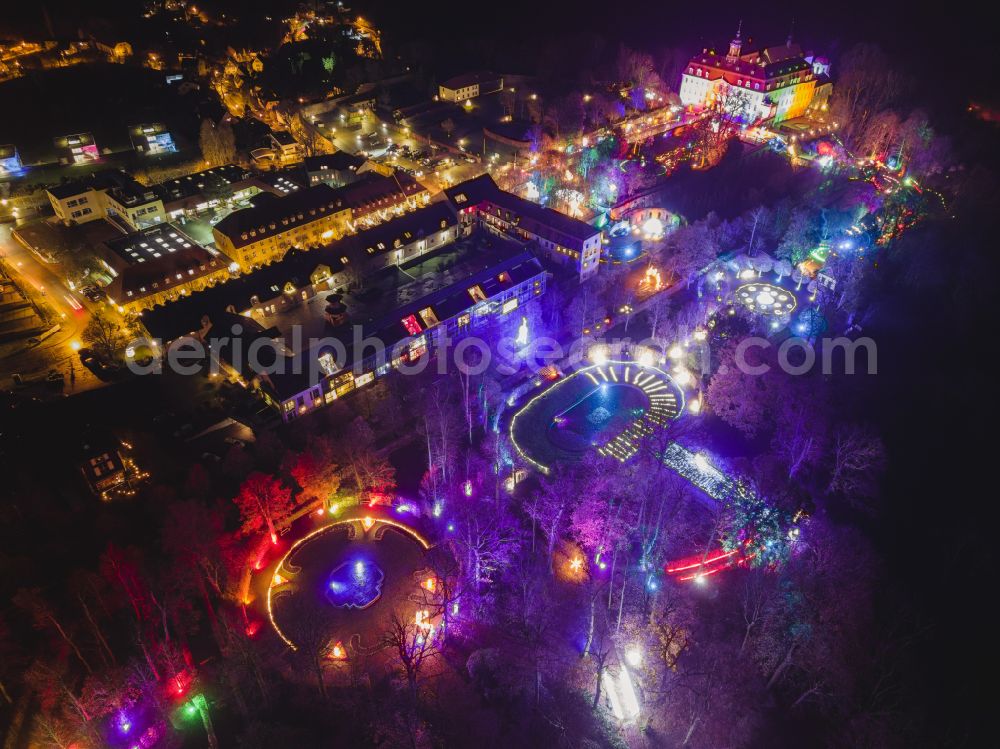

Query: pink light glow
[665,548,739,574]
[678,566,727,582]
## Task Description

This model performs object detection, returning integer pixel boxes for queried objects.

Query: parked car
[27,337,41,346]
[201,452,222,463]
[224,437,245,448]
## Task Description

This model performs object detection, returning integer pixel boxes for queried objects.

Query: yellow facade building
[212,184,351,271]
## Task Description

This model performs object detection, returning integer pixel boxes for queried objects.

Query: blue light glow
[327,560,385,609]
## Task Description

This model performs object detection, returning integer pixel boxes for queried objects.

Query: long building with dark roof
[340,171,430,227]
[264,244,545,422]
[438,71,503,102]
[303,151,370,186]
[141,212,545,423]
[101,225,230,312]
[445,174,602,279]
[211,172,432,272]
[141,202,461,342]
[211,183,352,271]
[156,164,262,219]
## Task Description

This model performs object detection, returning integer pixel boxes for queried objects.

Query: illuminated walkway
[592,363,681,462]
[659,442,734,507]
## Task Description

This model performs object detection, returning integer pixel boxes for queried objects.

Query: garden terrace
[265,517,434,653]
[510,360,684,473]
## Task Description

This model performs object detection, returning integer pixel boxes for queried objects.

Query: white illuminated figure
[625,647,643,667]
[516,316,529,347]
[641,216,664,238]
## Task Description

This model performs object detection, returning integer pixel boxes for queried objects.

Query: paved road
[0,222,104,392]
[308,113,484,194]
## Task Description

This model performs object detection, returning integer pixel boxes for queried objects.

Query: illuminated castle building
[678,24,829,124]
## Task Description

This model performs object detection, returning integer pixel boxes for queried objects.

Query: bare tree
[830,44,907,150]
[383,610,438,698]
[283,594,334,700]
[81,310,128,362]
[525,472,570,574]
[14,589,92,674]
[233,472,295,543]
[738,570,773,656]
[453,495,520,596]
[68,571,116,668]
[827,425,887,506]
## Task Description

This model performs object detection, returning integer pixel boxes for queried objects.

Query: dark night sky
[3,0,995,107]
[366,0,993,100]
